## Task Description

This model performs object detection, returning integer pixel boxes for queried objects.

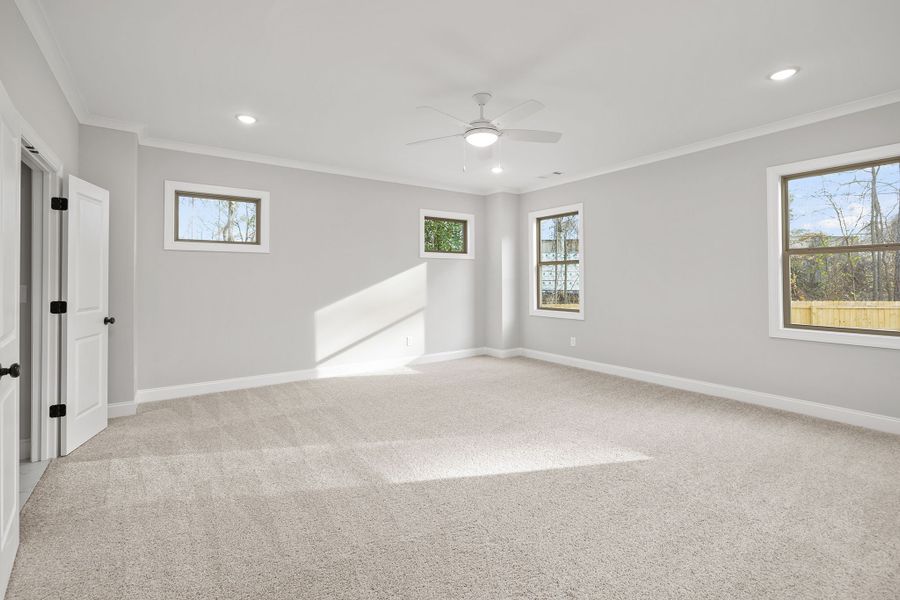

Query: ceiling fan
[408,93,562,149]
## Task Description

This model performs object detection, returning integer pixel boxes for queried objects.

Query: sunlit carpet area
[7,357,900,599]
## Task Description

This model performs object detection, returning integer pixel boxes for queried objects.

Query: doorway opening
[18,139,62,509]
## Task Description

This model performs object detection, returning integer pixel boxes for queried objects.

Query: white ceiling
[30,0,900,194]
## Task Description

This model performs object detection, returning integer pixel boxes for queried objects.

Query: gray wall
[78,126,138,405]
[483,192,520,350]
[0,0,78,172]
[136,147,485,389]
[518,102,900,419]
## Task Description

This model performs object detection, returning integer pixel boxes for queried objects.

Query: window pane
[787,160,900,248]
[424,218,466,253]
[540,213,579,261]
[539,263,580,310]
[789,250,900,332]
[177,194,258,243]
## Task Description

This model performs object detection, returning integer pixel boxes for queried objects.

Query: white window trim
[419,209,475,259]
[766,142,900,350]
[529,203,584,320]
[164,180,270,253]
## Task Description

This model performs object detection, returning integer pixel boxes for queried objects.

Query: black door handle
[0,363,20,380]
[104,316,116,325]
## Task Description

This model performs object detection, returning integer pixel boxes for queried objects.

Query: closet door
[60,175,110,455]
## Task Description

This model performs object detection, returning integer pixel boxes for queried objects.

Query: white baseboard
[127,344,898,435]
[134,347,487,404]
[483,347,523,359]
[518,348,900,435]
[108,401,137,419]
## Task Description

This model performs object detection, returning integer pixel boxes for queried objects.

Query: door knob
[0,363,20,380]
[104,316,116,325]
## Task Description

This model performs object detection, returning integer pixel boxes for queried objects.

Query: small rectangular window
[164,181,270,253]
[782,157,900,336]
[419,209,474,259]
[175,192,260,245]
[424,216,467,254]
[529,204,583,319]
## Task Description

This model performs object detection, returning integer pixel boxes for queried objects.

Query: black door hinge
[50,300,67,314]
[51,196,68,211]
[49,404,66,418]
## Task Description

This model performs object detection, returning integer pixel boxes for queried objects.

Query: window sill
[419,251,474,260]
[530,308,584,320]
[770,325,900,350]
[164,240,270,253]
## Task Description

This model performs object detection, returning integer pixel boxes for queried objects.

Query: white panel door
[61,176,109,455]
[0,103,22,595]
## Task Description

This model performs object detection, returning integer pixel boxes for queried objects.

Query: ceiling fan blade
[491,99,544,127]
[417,105,471,128]
[406,133,463,146]
[502,129,562,143]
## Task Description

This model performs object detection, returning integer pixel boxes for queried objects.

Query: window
[425,217,467,253]
[767,144,900,349]
[529,204,583,319]
[176,192,259,244]
[164,181,270,253]
[419,209,474,259]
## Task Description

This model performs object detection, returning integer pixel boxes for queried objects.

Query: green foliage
[424,218,465,253]
[790,251,876,301]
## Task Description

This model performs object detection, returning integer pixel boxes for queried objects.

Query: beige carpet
[6,357,900,599]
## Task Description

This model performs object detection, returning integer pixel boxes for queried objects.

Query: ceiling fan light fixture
[465,129,499,147]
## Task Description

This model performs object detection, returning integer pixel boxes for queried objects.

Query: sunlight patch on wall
[315,264,427,367]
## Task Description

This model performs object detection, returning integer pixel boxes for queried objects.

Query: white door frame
[0,79,64,465]
[0,77,65,598]
[19,143,61,462]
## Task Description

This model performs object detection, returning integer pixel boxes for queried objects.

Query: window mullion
[787,243,900,256]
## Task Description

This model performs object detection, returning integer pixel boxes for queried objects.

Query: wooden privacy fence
[791,301,900,331]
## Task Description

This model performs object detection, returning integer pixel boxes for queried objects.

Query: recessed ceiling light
[236,114,257,124]
[465,129,499,147]
[769,68,799,81]
[491,166,503,174]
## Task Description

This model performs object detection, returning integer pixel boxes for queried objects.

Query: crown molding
[80,117,505,195]
[139,136,496,196]
[80,113,147,136]
[517,88,900,195]
[90,90,900,199]
[17,0,900,199]
[0,78,64,173]
[81,114,499,195]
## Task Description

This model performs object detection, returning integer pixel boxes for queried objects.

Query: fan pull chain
[462,139,467,173]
